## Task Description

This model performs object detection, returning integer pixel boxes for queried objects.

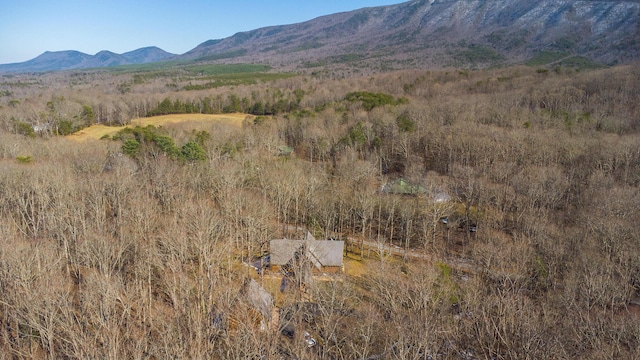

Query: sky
[0,0,404,65]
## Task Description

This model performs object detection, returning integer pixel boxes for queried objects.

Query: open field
[66,113,251,141]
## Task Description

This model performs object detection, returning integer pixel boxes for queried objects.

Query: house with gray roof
[269,236,344,274]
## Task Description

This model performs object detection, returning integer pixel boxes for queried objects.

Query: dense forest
[0,63,639,359]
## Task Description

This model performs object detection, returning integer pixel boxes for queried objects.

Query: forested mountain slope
[2,0,639,73]
[184,0,640,68]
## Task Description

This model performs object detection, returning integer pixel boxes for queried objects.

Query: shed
[382,178,427,195]
[432,189,452,203]
[278,145,294,156]
[241,278,274,322]
[234,278,274,331]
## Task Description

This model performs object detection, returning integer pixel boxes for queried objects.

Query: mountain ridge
[2,0,639,73]
[0,46,176,73]
[180,0,639,68]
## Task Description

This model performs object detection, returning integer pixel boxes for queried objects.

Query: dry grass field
[66,113,252,141]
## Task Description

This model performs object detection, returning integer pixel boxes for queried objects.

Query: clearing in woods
[66,113,252,141]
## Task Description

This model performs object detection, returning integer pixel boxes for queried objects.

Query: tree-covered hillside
[0,63,639,358]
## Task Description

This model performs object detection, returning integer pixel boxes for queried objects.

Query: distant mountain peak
[2,0,638,73]
[0,47,175,73]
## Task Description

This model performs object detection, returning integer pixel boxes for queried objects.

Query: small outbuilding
[432,189,452,203]
[382,178,452,203]
[381,178,427,196]
[241,278,274,323]
[234,278,275,331]
[277,145,294,157]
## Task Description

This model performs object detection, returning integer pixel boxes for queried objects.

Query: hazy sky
[0,0,404,65]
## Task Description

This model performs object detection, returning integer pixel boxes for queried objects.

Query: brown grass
[344,257,369,277]
[66,113,252,141]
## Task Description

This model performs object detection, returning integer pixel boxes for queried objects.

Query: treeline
[0,72,312,132]
[145,92,305,117]
[145,89,407,117]
[111,125,208,162]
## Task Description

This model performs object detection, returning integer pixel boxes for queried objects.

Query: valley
[0,0,639,358]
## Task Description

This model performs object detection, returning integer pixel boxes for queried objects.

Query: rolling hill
[0,46,176,73]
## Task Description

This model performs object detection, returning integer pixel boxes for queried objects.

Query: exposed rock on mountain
[182,0,640,68]
[2,0,639,72]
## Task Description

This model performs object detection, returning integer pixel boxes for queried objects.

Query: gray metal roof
[243,278,273,321]
[270,239,344,267]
